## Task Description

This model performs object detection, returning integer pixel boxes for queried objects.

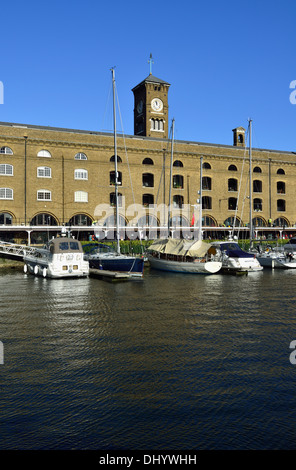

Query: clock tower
[132,66,170,139]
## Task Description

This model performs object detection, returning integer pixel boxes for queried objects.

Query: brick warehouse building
[0,72,296,242]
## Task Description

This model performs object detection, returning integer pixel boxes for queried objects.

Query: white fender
[24,264,27,273]
[43,268,47,277]
[34,265,38,275]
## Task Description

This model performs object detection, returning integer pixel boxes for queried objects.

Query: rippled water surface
[1,266,296,450]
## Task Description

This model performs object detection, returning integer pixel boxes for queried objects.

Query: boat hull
[88,255,144,276]
[147,255,222,274]
[24,257,89,278]
[257,255,296,269]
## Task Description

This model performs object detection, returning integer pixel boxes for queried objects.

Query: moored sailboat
[85,68,144,280]
[147,129,222,275]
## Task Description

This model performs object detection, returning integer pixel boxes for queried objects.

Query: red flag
[190,214,195,226]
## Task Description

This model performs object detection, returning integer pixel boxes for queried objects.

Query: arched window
[0,164,13,175]
[142,157,154,165]
[228,164,237,171]
[69,214,92,226]
[143,193,154,207]
[30,213,58,226]
[202,162,211,169]
[74,152,87,160]
[151,118,164,131]
[169,215,188,227]
[74,169,88,180]
[253,198,262,211]
[273,217,289,227]
[110,155,122,162]
[202,215,217,227]
[253,216,266,227]
[37,166,51,178]
[37,190,51,201]
[228,197,237,210]
[277,168,285,175]
[253,180,262,192]
[173,195,184,208]
[0,188,13,199]
[173,160,183,167]
[74,191,88,202]
[137,215,158,227]
[253,166,262,173]
[277,181,285,194]
[202,196,212,210]
[110,171,122,185]
[224,216,241,227]
[0,212,13,224]
[173,175,184,189]
[202,176,211,190]
[228,178,238,191]
[277,199,286,212]
[37,149,51,158]
[0,146,13,155]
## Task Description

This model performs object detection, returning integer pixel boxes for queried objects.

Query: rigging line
[114,84,136,206]
[101,80,113,133]
[155,126,172,206]
[153,125,173,226]
[114,80,146,247]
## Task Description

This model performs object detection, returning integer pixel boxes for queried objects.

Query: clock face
[137,100,143,114]
[151,98,163,112]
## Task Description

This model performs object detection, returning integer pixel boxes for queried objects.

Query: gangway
[0,241,37,261]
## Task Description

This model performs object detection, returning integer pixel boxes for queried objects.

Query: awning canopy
[148,238,213,257]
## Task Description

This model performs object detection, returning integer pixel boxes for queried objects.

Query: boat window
[69,242,80,251]
[59,242,69,251]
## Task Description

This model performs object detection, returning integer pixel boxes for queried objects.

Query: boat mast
[167,118,175,235]
[248,118,253,247]
[111,68,120,254]
[199,156,203,241]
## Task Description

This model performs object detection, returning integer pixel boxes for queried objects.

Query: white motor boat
[211,241,263,273]
[256,248,296,269]
[23,236,89,278]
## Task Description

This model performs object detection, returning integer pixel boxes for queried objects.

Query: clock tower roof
[132,74,170,91]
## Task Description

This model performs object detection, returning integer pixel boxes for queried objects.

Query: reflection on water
[1,268,296,449]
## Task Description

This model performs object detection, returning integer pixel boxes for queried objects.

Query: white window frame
[74,169,88,180]
[0,187,13,199]
[37,149,51,158]
[37,190,52,201]
[74,152,87,160]
[0,146,13,155]
[37,166,51,178]
[75,191,88,202]
[0,164,13,176]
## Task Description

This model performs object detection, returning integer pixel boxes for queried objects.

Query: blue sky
[1,0,295,151]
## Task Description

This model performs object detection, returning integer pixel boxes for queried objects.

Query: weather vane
[148,53,154,75]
